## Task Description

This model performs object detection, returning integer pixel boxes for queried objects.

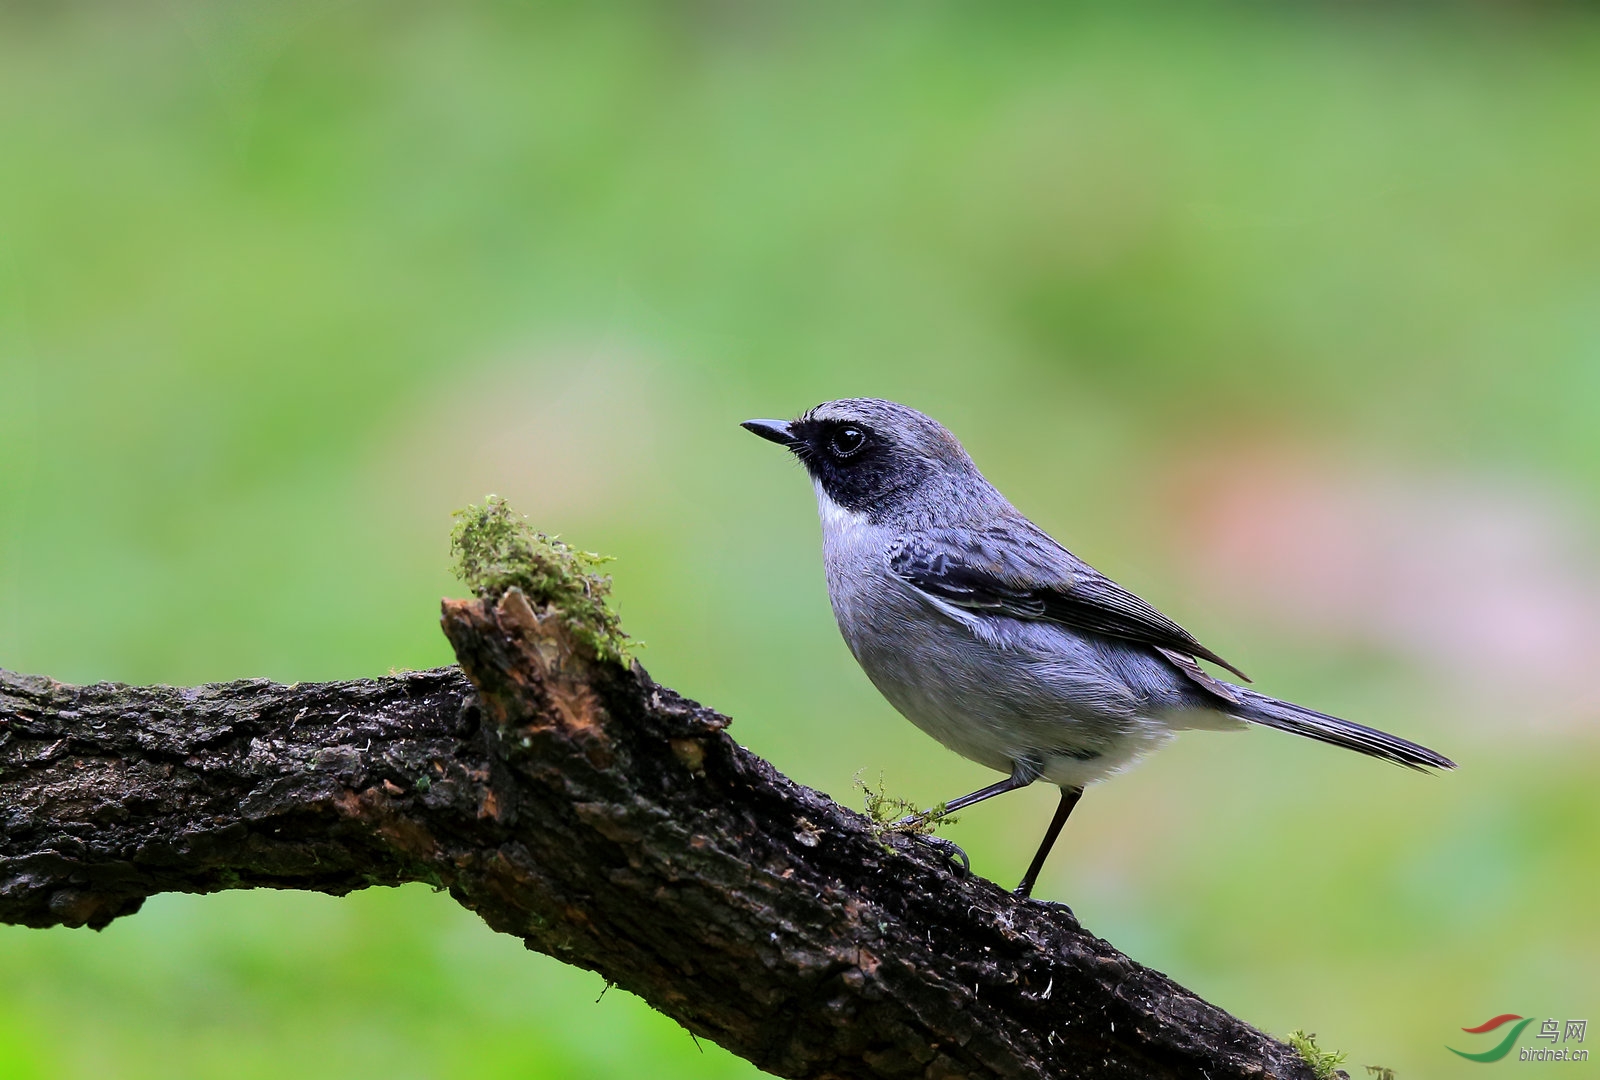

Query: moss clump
[1285,1030,1348,1080]
[854,771,957,841]
[450,496,632,664]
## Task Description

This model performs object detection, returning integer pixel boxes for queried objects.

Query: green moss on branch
[449,496,632,664]
[1284,1031,1349,1080]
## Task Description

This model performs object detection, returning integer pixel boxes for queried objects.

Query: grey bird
[743,398,1454,899]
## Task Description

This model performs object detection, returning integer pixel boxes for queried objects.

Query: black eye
[830,426,866,458]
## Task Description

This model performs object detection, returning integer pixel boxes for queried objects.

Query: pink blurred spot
[1170,446,1600,732]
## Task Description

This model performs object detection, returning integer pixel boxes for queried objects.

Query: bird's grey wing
[887,527,1250,688]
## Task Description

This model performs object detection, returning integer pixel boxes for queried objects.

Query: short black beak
[741,418,795,446]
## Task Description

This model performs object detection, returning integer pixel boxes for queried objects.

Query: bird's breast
[815,511,1165,781]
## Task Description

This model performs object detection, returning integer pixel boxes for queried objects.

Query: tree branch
[0,591,1318,1079]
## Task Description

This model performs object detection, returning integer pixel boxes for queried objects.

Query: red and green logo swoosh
[1449,1014,1537,1062]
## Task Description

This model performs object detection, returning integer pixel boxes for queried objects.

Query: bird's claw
[906,833,971,877]
[878,811,969,877]
[1017,894,1076,920]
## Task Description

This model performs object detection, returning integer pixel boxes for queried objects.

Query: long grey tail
[1229,688,1455,771]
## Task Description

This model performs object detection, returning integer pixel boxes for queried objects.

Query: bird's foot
[1015,893,1076,921]
[878,808,969,876]
[905,833,971,877]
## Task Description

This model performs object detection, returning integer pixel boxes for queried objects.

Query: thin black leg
[890,773,1022,834]
[941,757,1042,813]
[942,774,1026,813]
[1014,786,1084,899]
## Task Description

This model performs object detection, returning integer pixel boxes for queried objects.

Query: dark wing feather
[888,527,1249,682]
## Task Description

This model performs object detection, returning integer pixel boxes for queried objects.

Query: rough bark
[0,592,1319,1080]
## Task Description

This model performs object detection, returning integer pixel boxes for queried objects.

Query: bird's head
[742,398,980,521]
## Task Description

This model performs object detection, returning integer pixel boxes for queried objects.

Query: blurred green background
[2,2,1597,1077]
